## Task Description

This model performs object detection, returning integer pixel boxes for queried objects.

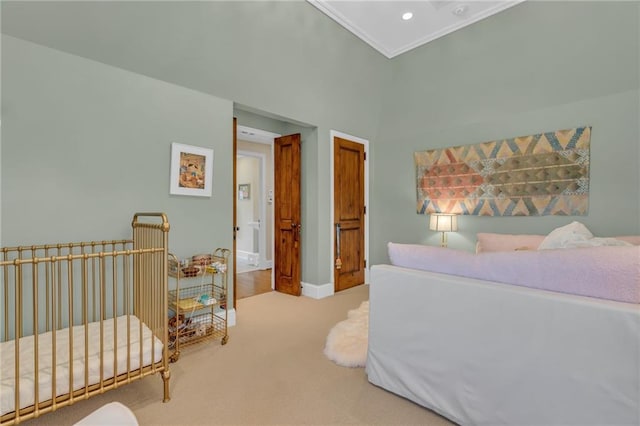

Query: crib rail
[0,213,170,425]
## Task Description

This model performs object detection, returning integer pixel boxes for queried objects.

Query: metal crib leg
[161,370,171,402]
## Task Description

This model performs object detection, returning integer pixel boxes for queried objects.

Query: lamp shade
[429,213,458,232]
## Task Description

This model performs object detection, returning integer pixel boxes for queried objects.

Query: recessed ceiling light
[402,12,413,21]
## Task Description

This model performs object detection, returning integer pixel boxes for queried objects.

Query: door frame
[235,125,280,290]
[329,130,370,286]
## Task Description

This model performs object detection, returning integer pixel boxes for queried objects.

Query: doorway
[235,125,278,299]
[236,152,265,272]
[331,130,369,292]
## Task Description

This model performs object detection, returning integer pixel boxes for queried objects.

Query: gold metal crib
[0,213,170,425]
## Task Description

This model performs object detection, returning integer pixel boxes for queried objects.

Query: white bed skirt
[0,315,163,416]
[366,264,640,425]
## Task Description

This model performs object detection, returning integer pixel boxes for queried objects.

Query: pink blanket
[388,243,640,304]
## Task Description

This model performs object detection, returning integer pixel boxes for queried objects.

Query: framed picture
[238,183,251,200]
[170,143,214,197]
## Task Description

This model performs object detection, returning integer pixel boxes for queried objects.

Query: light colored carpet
[23,285,453,426]
[324,301,368,367]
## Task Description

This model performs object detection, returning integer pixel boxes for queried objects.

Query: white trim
[217,308,236,327]
[237,250,259,265]
[307,0,395,58]
[237,125,280,145]
[329,130,370,289]
[301,282,334,299]
[390,1,527,59]
[308,0,525,59]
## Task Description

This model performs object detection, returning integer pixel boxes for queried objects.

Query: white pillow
[561,237,632,248]
[538,221,593,250]
[538,222,634,249]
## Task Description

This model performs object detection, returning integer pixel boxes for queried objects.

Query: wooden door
[334,137,365,292]
[274,134,302,296]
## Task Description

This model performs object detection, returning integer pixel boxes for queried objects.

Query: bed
[367,240,640,425]
[0,213,171,425]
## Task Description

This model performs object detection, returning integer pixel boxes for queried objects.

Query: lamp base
[440,232,448,248]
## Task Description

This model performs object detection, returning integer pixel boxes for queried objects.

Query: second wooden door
[334,136,365,292]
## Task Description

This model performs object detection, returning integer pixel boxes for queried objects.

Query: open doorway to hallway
[236,125,277,299]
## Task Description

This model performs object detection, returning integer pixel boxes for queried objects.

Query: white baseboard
[237,250,259,266]
[237,251,273,269]
[260,259,273,270]
[216,308,236,327]
[301,282,334,299]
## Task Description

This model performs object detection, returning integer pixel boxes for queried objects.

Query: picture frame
[170,143,214,197]
[238,183,251,200]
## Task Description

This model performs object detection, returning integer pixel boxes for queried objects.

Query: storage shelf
[168,256,227,279]
[169,311,227,349]
[168,248,230,363]
[168,282,226,312]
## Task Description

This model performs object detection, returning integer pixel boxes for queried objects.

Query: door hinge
[364,259,367,268]
[363,206,366,214]
[364,152,366,161]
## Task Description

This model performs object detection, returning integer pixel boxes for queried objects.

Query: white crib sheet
[0,315,164,416]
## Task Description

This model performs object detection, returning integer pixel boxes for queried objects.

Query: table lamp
[429,213,458,247]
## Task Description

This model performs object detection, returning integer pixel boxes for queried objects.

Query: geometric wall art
[415,126,591,216]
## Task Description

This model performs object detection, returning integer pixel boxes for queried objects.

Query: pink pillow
[616,236,640,245]
[476,233,545,253]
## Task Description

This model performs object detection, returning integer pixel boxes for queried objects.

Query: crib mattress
[0,315,163,416]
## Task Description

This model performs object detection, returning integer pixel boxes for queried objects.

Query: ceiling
[308,0,526,58]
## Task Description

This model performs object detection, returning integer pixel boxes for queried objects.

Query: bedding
[617,235,640,245]
[476,232,545,252]
[537,221,633,249]
[537,220,594,249]
[476,225,639,253]
[367,264,640,425]
[0,315,163,416]
[388,242,640,303]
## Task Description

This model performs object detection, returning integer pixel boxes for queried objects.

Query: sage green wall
[2,1,639,281]
[371,1,640,261]
[2,36,233,260]
[1,1,390,287]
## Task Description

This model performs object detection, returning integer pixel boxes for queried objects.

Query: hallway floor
[236,268,272,299]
